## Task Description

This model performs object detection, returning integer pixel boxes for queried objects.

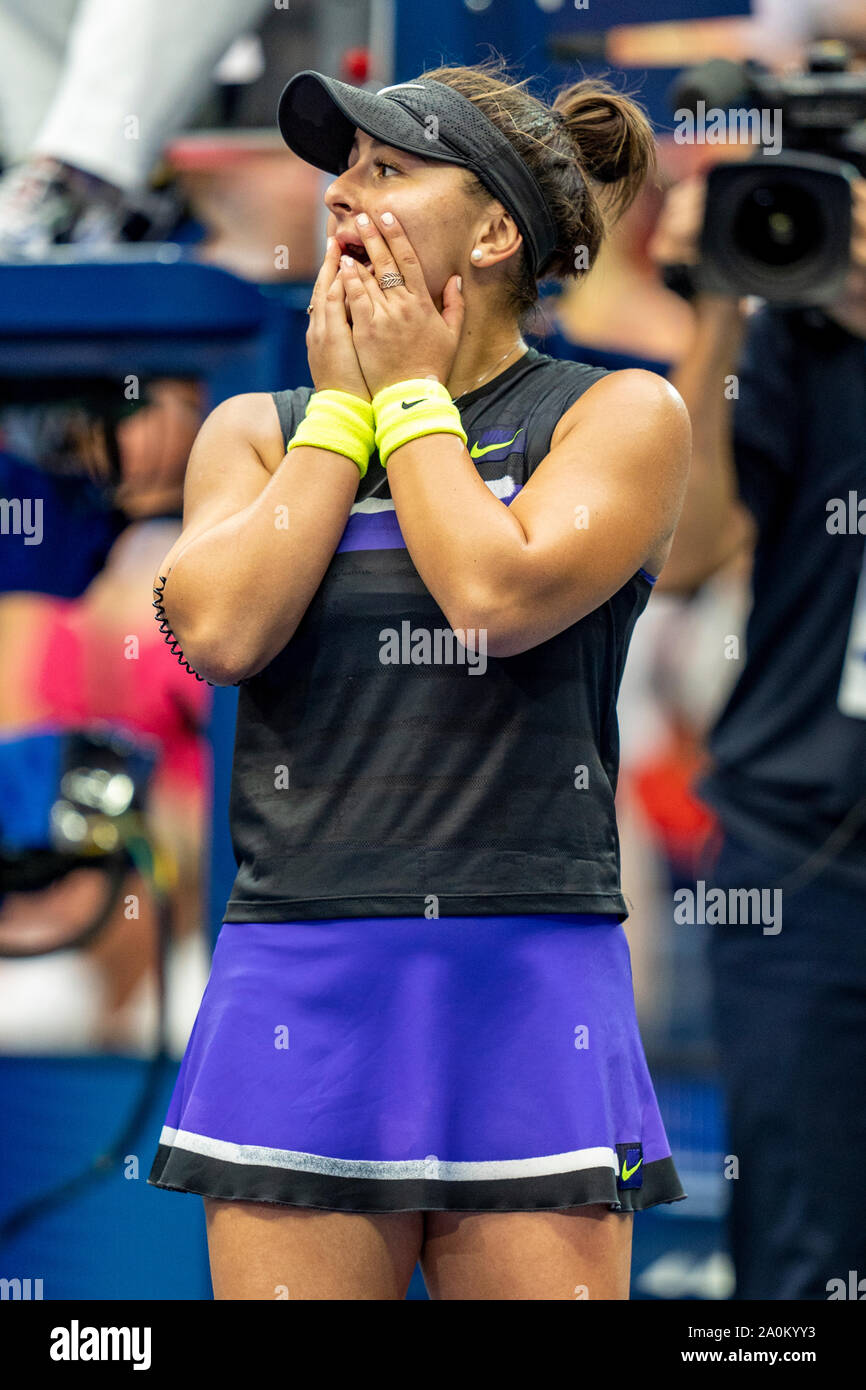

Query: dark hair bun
[552,77,656,221]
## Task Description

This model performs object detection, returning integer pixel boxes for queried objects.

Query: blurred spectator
[0,0,272,256]
[615,562,750,1056]
[650,146,866,1302]
[0,379,212,1054]
[554,179,695,364]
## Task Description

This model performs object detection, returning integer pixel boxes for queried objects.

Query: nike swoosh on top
[469,427,525,459]
[402,398,427,409]
[621,1158,643,1181]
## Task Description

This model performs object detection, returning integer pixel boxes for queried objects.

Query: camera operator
[650,154,866,1299]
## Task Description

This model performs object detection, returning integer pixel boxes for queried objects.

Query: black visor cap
[276,70,562,276]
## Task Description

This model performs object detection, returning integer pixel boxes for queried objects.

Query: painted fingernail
[355,212,370,226]
[340,254,353,269]
[381,211,395,225]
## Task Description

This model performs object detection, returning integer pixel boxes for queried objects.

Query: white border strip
[349,498,395,514]
[348,476,515,518]
[159,1126,618,1183]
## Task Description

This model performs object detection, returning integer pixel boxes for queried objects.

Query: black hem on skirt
[148,1144,686,1214]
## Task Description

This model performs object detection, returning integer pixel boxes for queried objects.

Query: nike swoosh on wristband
[470,427,525,459]
[621,1157,643,1181]
[401,398,427,409]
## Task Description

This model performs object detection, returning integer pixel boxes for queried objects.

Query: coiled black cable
[152,571,249,687]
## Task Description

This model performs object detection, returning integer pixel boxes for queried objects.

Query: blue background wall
[394,0,750,134]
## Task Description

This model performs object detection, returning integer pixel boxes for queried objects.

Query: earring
[471,249,483,262]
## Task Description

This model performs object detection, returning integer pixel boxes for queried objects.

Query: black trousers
[706,826,866,1300]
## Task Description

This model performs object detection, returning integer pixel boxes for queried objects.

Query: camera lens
[733,181,825,268]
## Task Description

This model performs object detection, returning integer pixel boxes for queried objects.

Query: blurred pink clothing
[27,594,211,803]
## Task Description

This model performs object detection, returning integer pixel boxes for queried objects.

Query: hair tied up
[417,56,656,319]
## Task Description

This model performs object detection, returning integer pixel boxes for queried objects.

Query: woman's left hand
[338,211,465,397]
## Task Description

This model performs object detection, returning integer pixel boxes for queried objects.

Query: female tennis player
[147,56,691,1300]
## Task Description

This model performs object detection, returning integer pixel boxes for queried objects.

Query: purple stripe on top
[337,508,406,553]
[336,481,524,554]
[335,497,659,592]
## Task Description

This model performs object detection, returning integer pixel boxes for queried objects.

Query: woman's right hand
[306,237,371,401]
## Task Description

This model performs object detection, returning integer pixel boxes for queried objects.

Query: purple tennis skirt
[147,913,686,1214]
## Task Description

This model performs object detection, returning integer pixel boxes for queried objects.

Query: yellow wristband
[372,378,467,468]
[287,389,374,478]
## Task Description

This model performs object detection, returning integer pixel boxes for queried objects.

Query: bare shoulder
[200,391,288,474]
[154,392,290,576]
[552,366,691,461]
[548,367,691,579]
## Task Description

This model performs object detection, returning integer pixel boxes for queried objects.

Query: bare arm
[654,294,756,594]
[386,369,691,658]
[152,391,361,685]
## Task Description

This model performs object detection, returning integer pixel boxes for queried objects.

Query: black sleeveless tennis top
[222,346,656,923]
